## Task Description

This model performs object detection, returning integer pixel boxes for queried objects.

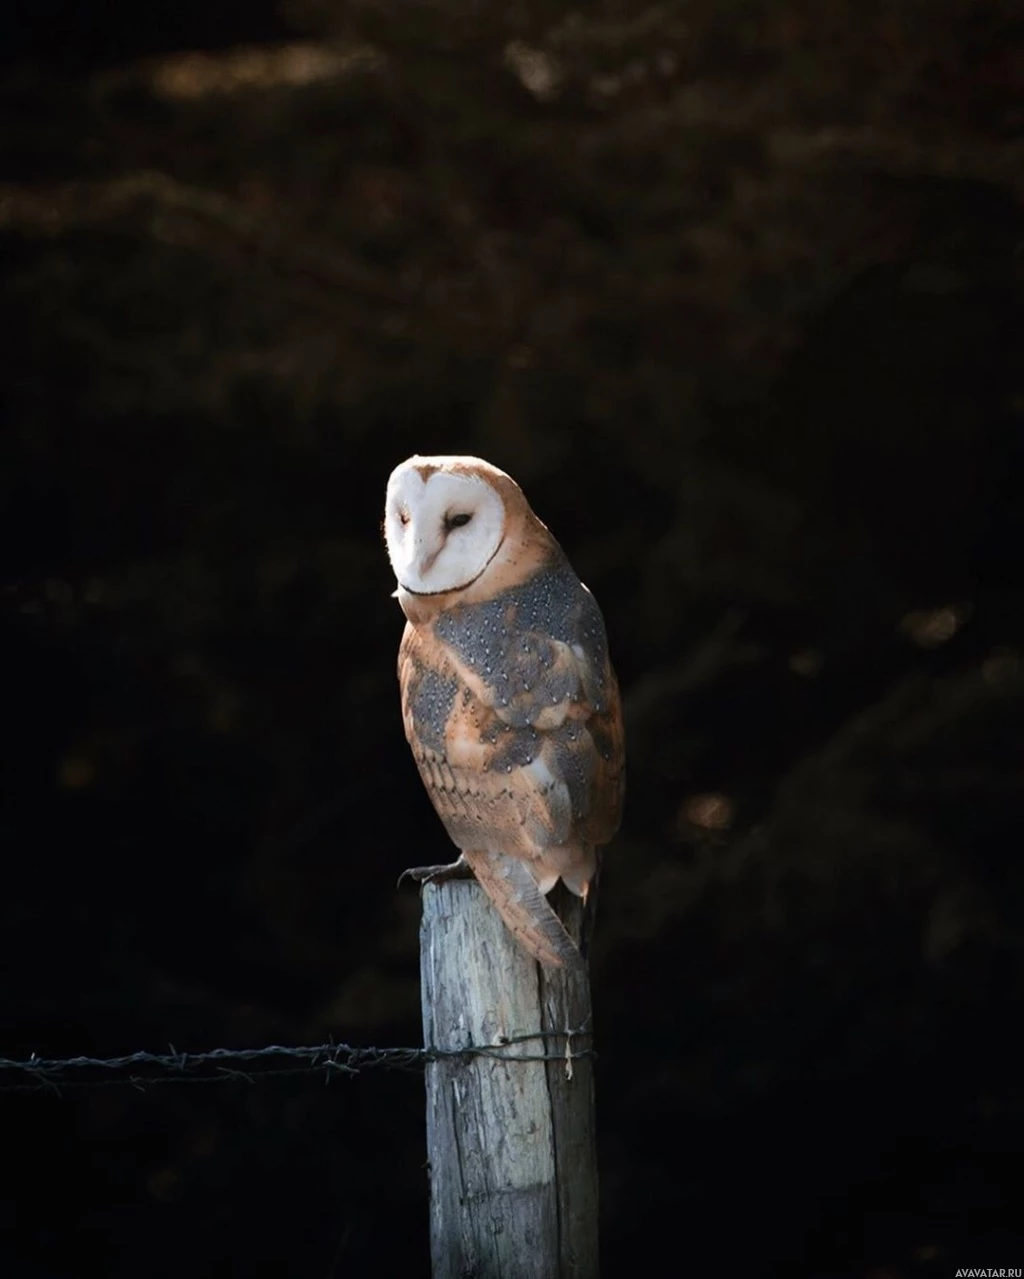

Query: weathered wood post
[420,878,598,1279]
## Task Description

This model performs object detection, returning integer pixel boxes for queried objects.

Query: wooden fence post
[420,878,599,1279]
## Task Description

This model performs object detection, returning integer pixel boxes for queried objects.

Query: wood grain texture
[420,878,598,1279]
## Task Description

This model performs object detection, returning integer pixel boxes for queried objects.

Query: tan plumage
[384,455,624,968]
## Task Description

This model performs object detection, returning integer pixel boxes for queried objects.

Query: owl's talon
[396,858,473,891]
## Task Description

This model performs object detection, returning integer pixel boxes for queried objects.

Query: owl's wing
[398,579,624,966]
[460,847,585,969]
[491,624,623,857]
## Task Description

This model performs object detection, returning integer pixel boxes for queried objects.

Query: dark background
[2,1,1022,1275]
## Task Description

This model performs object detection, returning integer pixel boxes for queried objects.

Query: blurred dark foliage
[1,0,1023,1275]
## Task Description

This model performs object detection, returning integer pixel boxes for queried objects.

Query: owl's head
[384,455,516,597]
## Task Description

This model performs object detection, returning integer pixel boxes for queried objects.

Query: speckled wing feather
[398,557,624,966]
[460,848,585,969]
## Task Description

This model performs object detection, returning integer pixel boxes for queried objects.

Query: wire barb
[0,1030,594,1095]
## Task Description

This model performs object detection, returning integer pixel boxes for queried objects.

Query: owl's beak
[414,537,441,577]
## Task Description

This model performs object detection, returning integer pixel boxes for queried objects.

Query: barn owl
[384,454,624,969]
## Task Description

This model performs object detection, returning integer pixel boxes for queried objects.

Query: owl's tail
[463,848,584,970]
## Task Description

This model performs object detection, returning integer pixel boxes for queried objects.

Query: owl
[383,454,624,969]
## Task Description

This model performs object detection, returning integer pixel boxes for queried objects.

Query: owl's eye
[445,512,473,531]
[398,509,410,526]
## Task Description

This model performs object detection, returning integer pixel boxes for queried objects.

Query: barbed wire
[0,1030,594,1095]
